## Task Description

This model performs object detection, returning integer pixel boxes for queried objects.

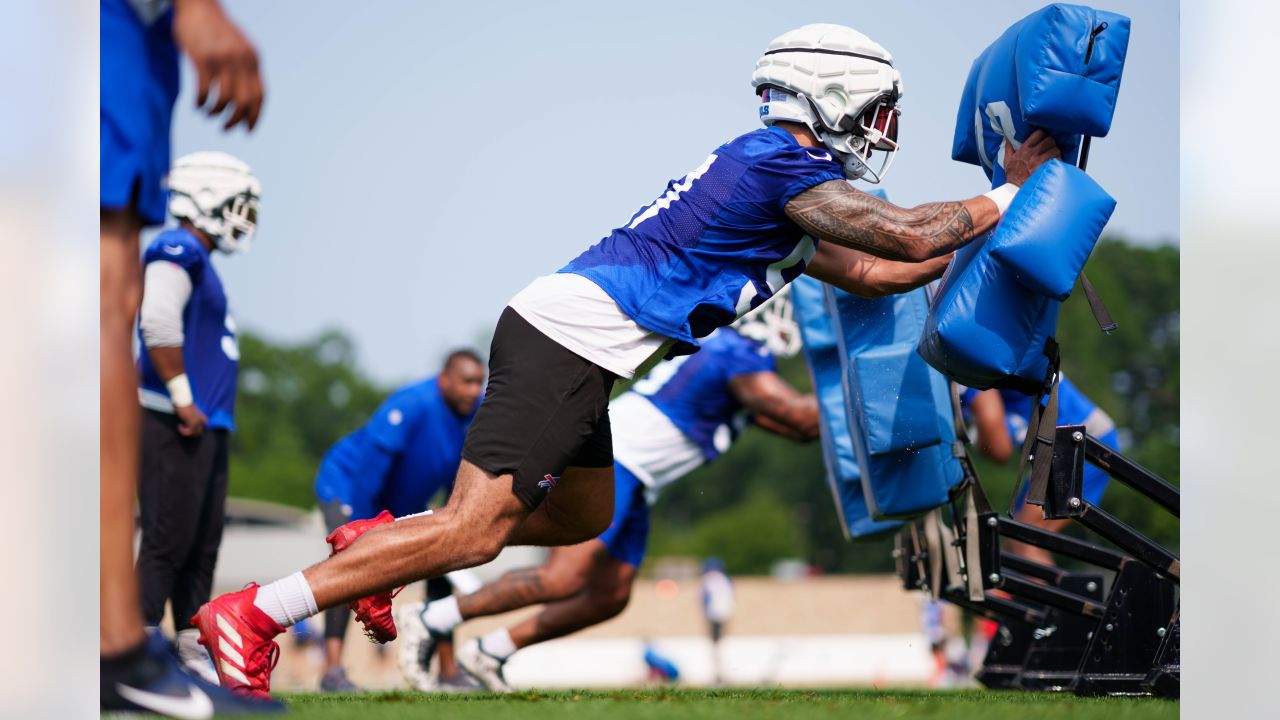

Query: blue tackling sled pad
[794,268,964,527]
[793,275,901,538]
[918,3,1128,393]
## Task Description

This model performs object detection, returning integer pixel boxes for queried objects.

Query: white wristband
[982,182,1019,216]
[166,373,194,408]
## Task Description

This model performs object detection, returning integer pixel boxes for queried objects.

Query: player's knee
[465,530,508,567]
[435,505,515,566]
[541,565,589,599]
[592,584,631,619]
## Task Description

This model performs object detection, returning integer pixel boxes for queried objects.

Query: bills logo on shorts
[539,474,559,491]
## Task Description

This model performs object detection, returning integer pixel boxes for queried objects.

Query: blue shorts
[100,0,180,225]
[1016,428,1120,508]
[597,463,650,568]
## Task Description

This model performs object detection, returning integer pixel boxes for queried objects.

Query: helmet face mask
[217,193,259,254]
[731,285,802,358]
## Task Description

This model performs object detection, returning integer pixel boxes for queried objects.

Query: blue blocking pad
[952,3,1131,184]
[827,286,964,520]
[792,275,901,539]
[918,159,1114,393]
[853,345,943,455]
[924,5,1126,392]
[988,159,1116,300]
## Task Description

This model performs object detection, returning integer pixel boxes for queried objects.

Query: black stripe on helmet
[763,47,892,66]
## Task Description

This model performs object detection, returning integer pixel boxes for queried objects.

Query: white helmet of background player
[167,151,261,254]
[752,24,903,183]
[733,285,802,358]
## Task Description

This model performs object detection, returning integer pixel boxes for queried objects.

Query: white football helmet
[167,151,261,254]
[732,285,802,358]
[752,24,903,183]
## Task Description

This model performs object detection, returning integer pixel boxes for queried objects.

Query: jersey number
[734,234,816,315]
[627,155,718,230]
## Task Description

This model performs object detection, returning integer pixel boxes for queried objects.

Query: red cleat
[326,509,399,643]
[190,584,284,700]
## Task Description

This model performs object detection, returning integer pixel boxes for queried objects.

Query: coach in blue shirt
[313,350,485,691]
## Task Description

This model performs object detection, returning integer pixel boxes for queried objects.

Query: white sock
[479,628,517,661]
[423,594,462,634]
[252,571,318,628]
[396,509,433,522]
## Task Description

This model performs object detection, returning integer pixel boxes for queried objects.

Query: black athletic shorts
[462,307,617,510]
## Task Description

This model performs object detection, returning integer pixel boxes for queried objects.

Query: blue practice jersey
[137,228,239,430]
[315,378,477,520]
[628,328,776,460]
[101,0,180,225]
[961,374,1102,445]
[561,126,845,356]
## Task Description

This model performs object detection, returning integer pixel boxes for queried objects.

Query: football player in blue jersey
[101,0,268,714]
[395,292,817,691]
[135,151,259,685]
[962,375,1120,565]
[312,350,485,692]
[194,23,1061,698]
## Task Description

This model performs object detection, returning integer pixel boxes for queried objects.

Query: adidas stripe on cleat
[190,583,285,700]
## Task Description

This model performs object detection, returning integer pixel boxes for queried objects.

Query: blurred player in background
[101,0,267,714]
[314,351,485,691]
[962,374,1120,565]
[700,557,735,688]
[397,295,817,691]
[192,24,1059,700]
[135,152,259,684]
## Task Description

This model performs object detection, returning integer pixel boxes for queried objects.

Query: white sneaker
[395,602,440,691]
[174,628,221,685]
[456,638,513,693]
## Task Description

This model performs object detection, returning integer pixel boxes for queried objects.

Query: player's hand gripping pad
[827,285,965,520]
[792,276,901,538]
[952,3,1131,184]
[918,160,1115,392]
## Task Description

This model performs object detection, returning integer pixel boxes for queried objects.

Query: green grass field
[264,688,1177,720]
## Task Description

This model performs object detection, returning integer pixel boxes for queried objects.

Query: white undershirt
[139,261,191,348]
[137,261,192,414]
[507,273,671,379]
[610,393,705,505]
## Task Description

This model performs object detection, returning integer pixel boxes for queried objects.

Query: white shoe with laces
[395,602,440,691]
[174,628,221,685]
[456,638,513,693]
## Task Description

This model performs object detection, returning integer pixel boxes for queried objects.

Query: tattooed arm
[728,372,820,442]
[784,130,1061,262]
[804,242,952,298]
[786,184,983,262]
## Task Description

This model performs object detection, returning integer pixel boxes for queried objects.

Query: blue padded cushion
[987,159,1116,300]
[792,275,901,539]
[852,343,944,455]
[917,157,1113,391]
[828,285,964,520]
[952,3,1131,185]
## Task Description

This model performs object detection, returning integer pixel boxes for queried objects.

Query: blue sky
[169,0,1178,384]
